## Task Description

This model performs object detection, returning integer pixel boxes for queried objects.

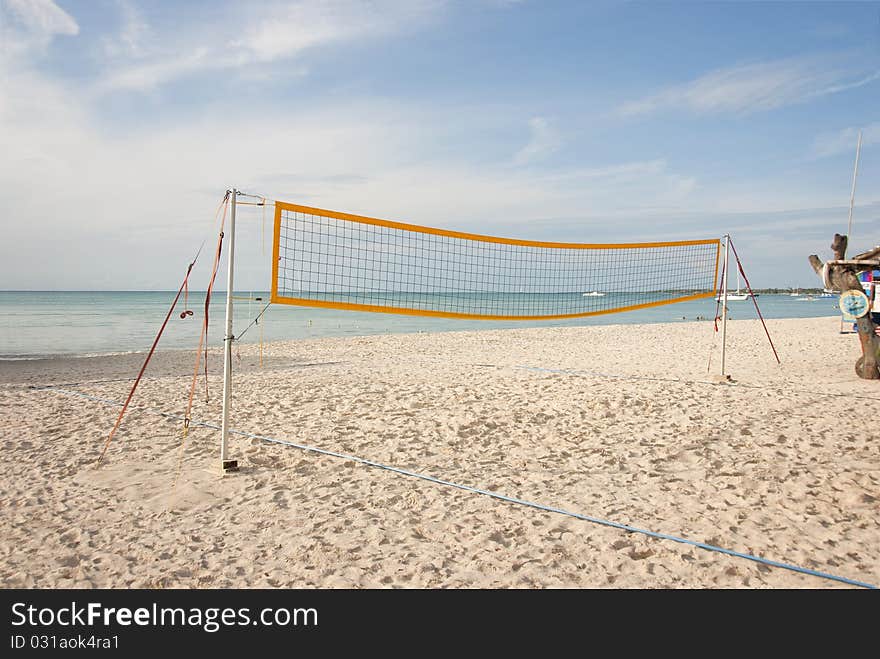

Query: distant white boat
[717,292,751,301]
[582,291,605,297]
[716,267,755,302]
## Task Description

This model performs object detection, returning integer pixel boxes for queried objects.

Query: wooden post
[809,234,880,379]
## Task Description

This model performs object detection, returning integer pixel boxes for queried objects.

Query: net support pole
[220,188,239,474]
[720,234,730,379]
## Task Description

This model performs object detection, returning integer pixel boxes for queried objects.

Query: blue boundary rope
[35,385,877,589]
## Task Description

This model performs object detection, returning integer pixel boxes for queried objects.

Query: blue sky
[1,0,878,289]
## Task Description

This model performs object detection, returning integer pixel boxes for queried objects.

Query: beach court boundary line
[34,384,877,590]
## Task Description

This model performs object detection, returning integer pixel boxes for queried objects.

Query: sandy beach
[1,316,877,589]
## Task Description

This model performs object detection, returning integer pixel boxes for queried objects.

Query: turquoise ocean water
[0,291,843,359]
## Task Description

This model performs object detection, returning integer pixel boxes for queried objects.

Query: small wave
[0,349,145,362]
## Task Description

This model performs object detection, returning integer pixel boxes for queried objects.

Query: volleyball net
[271,201,721,320]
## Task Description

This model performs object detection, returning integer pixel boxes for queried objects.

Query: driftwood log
[809,234,880,379]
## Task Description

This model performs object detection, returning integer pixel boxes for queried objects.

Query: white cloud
[5,63,875,291]
[234,0,440,62]
[812,122,880,159]
[3,0,77,36]
[6,49,870,289]
[96,0,445,92]
[2,3,875,290]
[98,47,214,91]
[512,117,561,166]
[0,57,707,288]
[0,0,78,60]
[102,0,150,58]
[620,55,880,117]
[547,159,666,181]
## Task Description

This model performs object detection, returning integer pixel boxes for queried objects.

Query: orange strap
[97,193,228,465]
[97,260,198,464]
[184,217,226,428]
[183,197,229,429]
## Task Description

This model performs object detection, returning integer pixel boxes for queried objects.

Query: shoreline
[1,314,726,363]
[0,311,837,364]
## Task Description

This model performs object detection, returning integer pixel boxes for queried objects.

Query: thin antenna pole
[720,234,730,379]
[847,130,862,248]
[220,189,239,474]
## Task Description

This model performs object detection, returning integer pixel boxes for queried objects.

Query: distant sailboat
[716,267,754,302]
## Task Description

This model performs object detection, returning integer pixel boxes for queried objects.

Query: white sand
[1,316,877,588]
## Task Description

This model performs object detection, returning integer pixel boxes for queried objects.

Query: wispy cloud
[0,53,707,288]
[234,0,441,62]
[96,0,445,92]
[98,47,216,91]
[536,159,698,213]
[620,55,880,116]
[0,0,78,59]
[102,0,150,58]
[546,159,667,181]
[812,122,880,159]
[2,1,875,290]
[512,117,561,165]
[3,0,77,36]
